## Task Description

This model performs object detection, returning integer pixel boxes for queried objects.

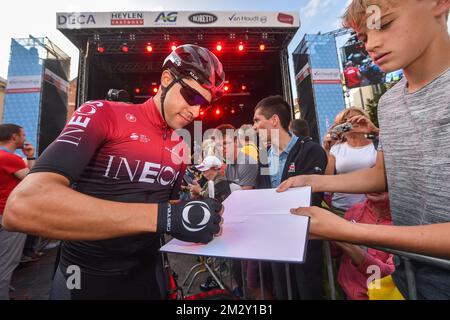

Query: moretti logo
[189,13,218,24]
[155,12,178,24]
[111,12,144,25]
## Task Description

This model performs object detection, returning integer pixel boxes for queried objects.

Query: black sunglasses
[177,78,211,110]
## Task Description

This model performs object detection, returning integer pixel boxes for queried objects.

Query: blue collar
[0,146,13,154]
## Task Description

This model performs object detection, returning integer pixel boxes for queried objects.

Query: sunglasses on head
[177,78,211,111]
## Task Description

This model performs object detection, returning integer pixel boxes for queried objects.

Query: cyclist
[2,44,226,300]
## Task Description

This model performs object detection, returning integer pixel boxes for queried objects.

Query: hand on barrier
[157,199,224,244]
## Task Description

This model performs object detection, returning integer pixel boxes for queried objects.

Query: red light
[135,88,141,94]
[259,44,266,51]
[97,45,105,54]
[224,85,230,92]
[121,44,129,53]
[146,44,153,53]
[152,87,159,94]
[215,108,221,115]
[216,43,223,52]
[241,85,247,91]
[231,109,236,114]
[200,111,205,116]
[238,43,244,51]
[171,43,177,51]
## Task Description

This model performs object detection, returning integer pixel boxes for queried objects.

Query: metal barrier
[173,243,450,300]
[370,247,450,300]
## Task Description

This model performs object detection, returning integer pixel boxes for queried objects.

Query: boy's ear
[433,0,450,19]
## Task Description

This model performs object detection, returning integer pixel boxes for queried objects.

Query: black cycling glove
[157,199,223,244]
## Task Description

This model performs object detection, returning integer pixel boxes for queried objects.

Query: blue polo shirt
[268,134,298,188]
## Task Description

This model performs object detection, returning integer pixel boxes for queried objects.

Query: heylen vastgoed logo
[111,12,144,26]
[277,13,294,25]
[188,13,218,25]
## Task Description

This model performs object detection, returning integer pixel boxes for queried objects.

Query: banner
[56,11,300,29]
[6,75,42,94]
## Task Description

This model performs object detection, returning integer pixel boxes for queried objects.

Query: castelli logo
[277,13,294,25]
[125,114,136,122]
[189,13,218,25]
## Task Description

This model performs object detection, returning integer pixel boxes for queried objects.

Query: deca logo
[155,12,178,23]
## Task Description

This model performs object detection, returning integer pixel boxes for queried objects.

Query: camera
[183,168,196,185]
[106,89,130,102]
[332,122,353,134]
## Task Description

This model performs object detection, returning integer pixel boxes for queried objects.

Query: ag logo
[182,201,211,232]
[155,12,178,23]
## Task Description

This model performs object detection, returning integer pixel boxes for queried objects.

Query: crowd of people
[1,0,449,300]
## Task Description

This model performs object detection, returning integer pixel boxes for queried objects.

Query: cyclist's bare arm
[3,172,158,241]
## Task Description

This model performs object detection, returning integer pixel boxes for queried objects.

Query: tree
[365,80,400,127]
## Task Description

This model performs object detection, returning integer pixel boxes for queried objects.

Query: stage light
[216,42,223,52]
[135,88,141,94]
[259,43,266,51]
[200,110,205,117]
[238,42,244,52]
[152,86,159,94]
[121,44,129,53]
[171,43,177,51]
[215,108,221,115]
[231,108,236,114]
[241,84,247,91]
[97,46,105,54]
[224,85,230,92]
[146,43,153,53]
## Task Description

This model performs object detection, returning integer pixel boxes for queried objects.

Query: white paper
[161,186,312,263]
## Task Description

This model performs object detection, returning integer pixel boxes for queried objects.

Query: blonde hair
[342,0,449,31]
[342,0,395,31]
[334,107,370,125]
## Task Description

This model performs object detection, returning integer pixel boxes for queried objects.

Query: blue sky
[0,0,353,80]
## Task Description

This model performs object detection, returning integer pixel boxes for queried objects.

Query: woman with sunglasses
[2,45,226,300]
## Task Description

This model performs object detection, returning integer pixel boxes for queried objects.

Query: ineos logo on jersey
[181,201,211,232]
[103,156,180,186]
[57,101,104,146]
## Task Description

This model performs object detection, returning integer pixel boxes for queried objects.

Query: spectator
[0,124,35,300]
[290,119,310,138]
[332,192,396,300]
[326,108,378,213]
[188,155,231,203]
[277,0,450,299]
